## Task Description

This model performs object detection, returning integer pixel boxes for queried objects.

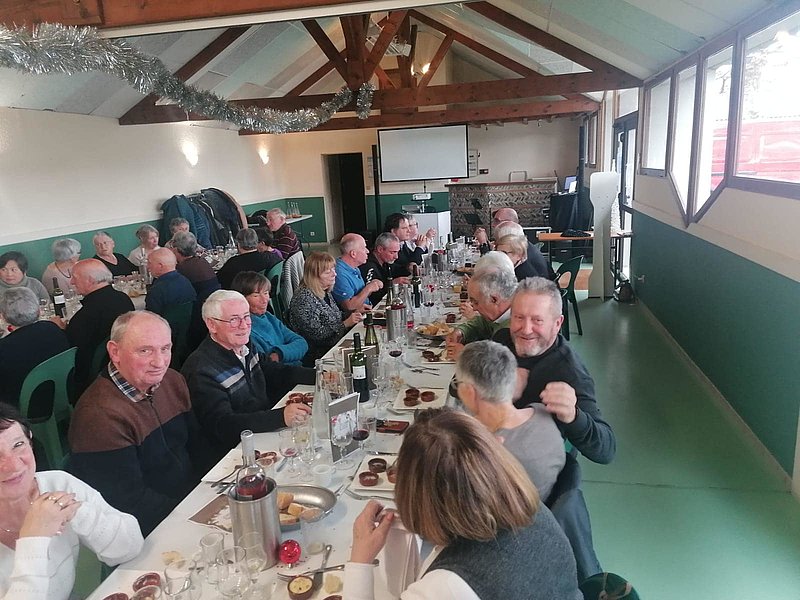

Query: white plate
[272,384,315,410]
[391,388,447,411]
[351,454,397,493]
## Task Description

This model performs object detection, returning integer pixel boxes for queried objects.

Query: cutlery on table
[313,544,332,590]
[276,559,380,581]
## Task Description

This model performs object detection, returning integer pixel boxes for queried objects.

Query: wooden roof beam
[286,50,346,96]
[119,26,249,125]
[240,97,599,133]
[466,2,640,81]
[302,19,348,81]
[409,10,538,79]
[340,15,366,87]
[417,34,453,88]
[363,10,407,81]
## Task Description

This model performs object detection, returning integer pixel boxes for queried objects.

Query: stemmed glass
[422,287,435,322]
[386,339,403,381]
[239,531,268,587]
[295,422,315,482]
[216,547,251,599]
[355,406,375,455]
[278,429,299,478]
[331,411,355,469]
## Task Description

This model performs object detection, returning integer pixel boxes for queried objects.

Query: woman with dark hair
[230,271,307,364]
[0,403,143,600]
[344,409,581,600]
[286,252,363,366]
[0,252,48,304]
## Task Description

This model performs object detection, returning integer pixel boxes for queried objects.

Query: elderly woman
[495,234,538,280]
[344,409,581,599]
[41,239,81,295]
[230,271,308,365]
[455,340,565,502]
[286,252,362,366]
[0,404,144,600]
[92,231,137,278]
[0,252,48,304]
[127,224,161,267]
[0,288,70,410]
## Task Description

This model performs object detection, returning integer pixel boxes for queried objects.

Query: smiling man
[492,277,615,465]
[68,311,207,535]
[181,290,313,459]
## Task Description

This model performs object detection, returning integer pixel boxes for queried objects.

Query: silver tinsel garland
[0,23,375,133]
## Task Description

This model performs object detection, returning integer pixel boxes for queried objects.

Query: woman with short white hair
[41,238,81,294]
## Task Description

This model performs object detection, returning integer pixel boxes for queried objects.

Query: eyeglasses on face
[211,314,252,327]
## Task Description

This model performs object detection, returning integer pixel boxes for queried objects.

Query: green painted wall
[631,211,800,475]
[0,220,159,282]
[365,192,449,231]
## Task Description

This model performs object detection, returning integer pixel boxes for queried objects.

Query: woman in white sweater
[0,404,144,600]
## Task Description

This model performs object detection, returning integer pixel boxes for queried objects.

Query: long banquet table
[87,292,463,600]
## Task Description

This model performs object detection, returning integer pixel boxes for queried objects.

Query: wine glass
[216,547,251,599]
[278,429,299,478]
[386,339,403,381]
[295,423,315,482]
[331,411,355,469]
[239,531,268,585]
[355,407,376,455]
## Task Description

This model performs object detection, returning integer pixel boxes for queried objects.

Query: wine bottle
[364,312,379,352]
[351,333,369,403]
[52,278,66,318]
[235,430,268,500]
[410,264,422,309]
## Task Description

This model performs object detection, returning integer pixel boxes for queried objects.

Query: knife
[313,544,332,590]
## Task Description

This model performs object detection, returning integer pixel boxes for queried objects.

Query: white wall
[0,107,285,245]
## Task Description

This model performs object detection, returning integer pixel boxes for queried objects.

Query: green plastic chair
[161,301,195,369]
[18,347,77,469]
[555,255,584,340]
[265,260,285,320]
[90,336,110,380]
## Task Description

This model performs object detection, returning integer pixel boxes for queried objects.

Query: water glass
[332,411,355,468]
[217,547,251,599]
[199,532,225,586]
[164,558,202,600]
[300,511,327,555]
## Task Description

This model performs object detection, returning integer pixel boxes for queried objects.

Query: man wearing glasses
[181,290,313,460]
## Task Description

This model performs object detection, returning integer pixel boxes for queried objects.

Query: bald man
[58,259,135,394]
[145,247,196,316]
[332,233,383,311]
[475,207,520,248]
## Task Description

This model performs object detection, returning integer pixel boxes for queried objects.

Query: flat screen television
[378,124,469,182]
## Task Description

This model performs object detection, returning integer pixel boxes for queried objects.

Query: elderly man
[493,277,615,464]
[266,208,301,258]
[92,231,138,277]
[68,311,209,535]
[447,255,517,359]
[383,213,428,276]
[145,248,196,315]
[181,290,314,458]
[217,228,281,289]
[0,287,70,411]
[58,259,134,394]
[475,206,519,248]
[455,340,565,502]
[405,216,436,253]
[494,220,552,279]
[172,231,220,303]
[359,233,407,305]
[333,234,383,311]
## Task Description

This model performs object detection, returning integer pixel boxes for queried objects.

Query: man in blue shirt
[332,233,383,312]
[145,248,196,316]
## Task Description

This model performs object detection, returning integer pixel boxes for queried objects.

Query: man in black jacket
[493,276,615,464]
[56,259,134,395]
[181,290,313,459]
[359,233,406,305]
[383,213,430,277]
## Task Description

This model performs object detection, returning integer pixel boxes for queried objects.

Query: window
[642,78,670,171]
[670,66,697,210]
[736,10,800,185]
[696,46,733,211]
[616,88,639,118]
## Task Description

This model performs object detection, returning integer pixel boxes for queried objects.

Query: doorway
[612,112,637,280]
[324,153,367,241]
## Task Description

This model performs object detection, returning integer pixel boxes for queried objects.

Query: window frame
[584,113,598,168]
[638,3,800,227]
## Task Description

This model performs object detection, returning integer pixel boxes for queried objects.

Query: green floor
[568,293,800,599]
